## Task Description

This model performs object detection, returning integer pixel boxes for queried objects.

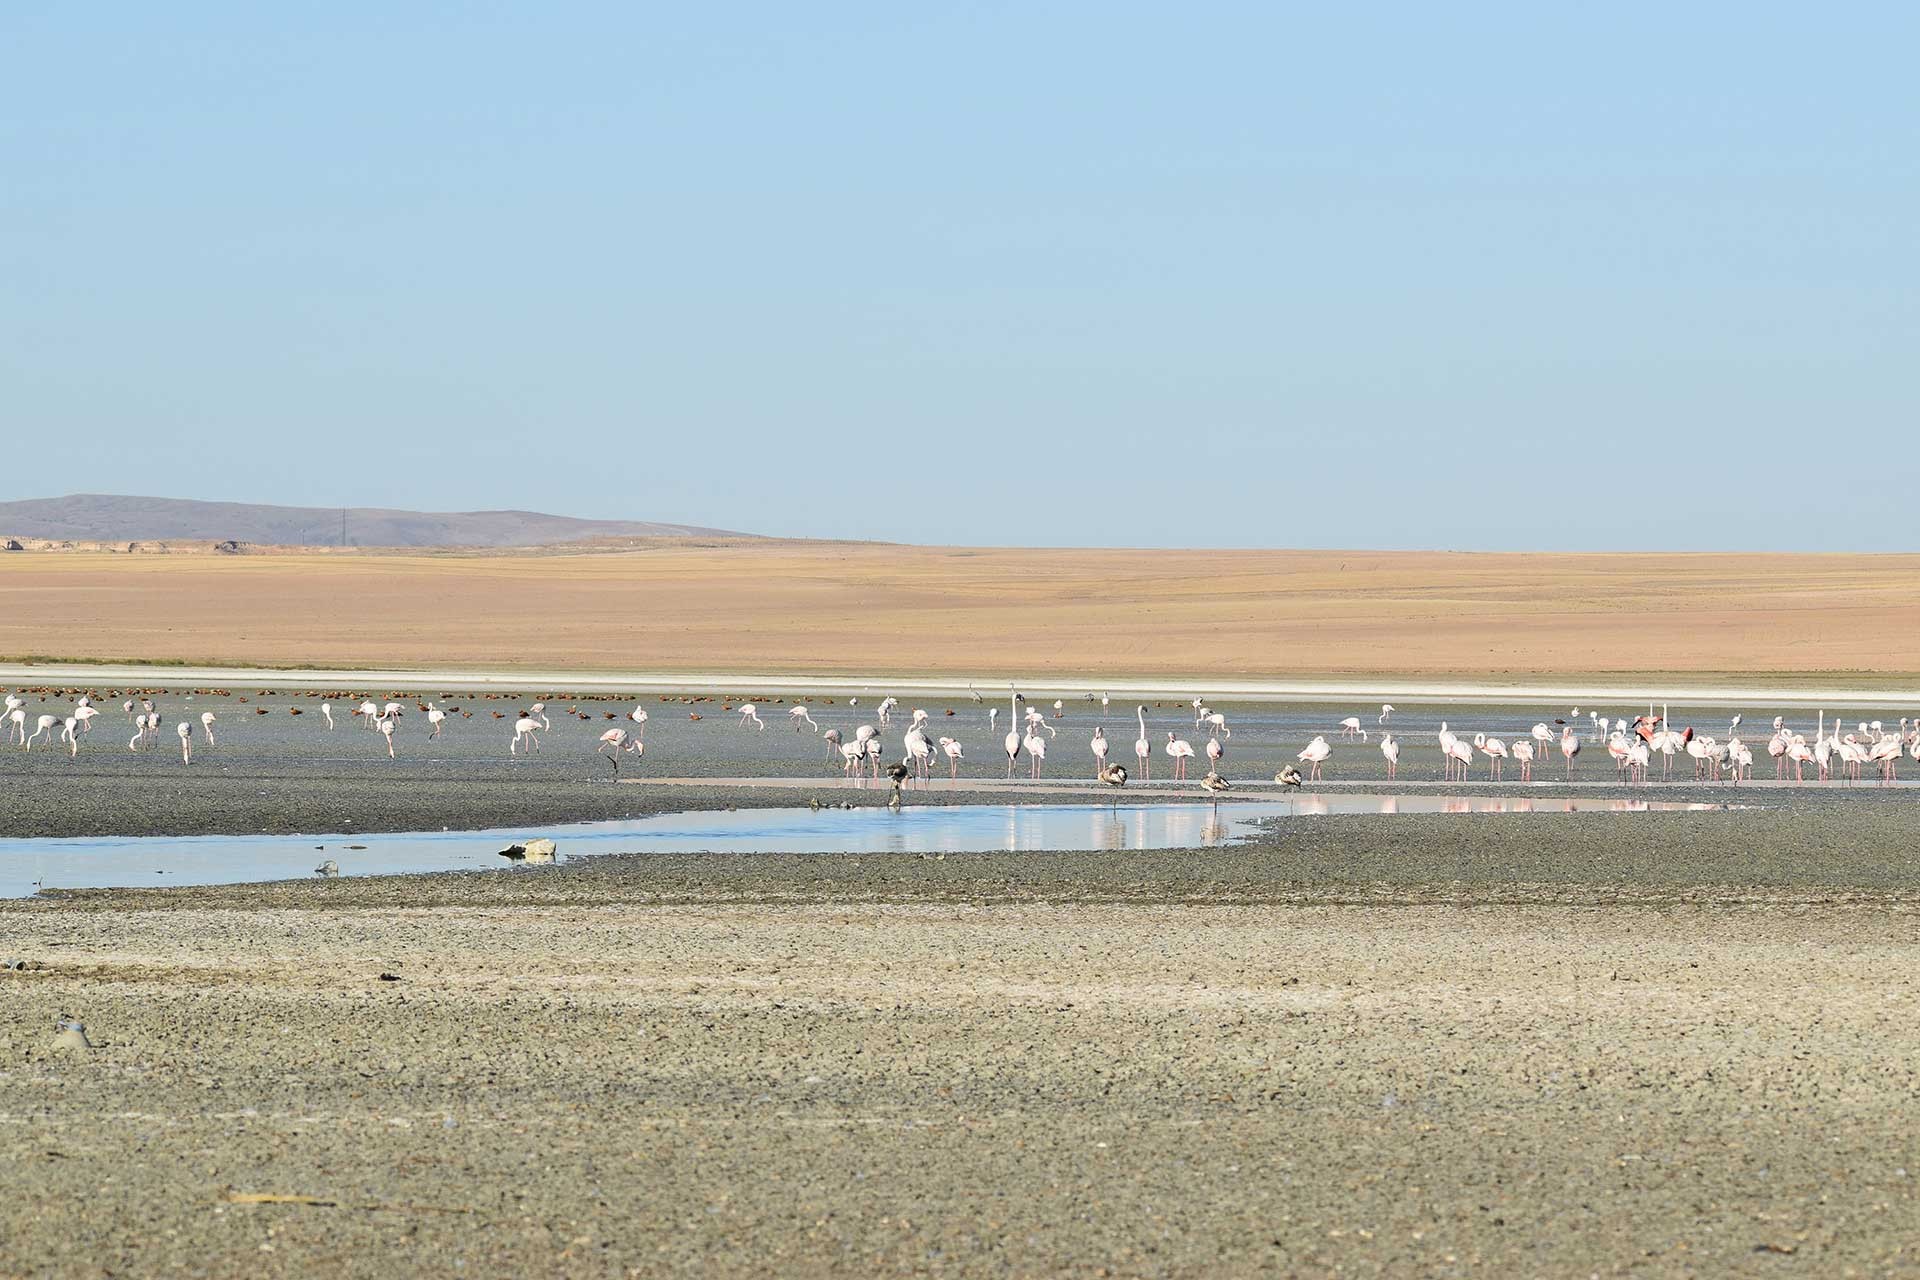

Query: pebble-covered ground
[2,686,1917,1277]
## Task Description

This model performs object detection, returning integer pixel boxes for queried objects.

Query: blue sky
[2,5,1914,548]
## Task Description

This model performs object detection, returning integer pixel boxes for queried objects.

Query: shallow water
[0,796,1736,897]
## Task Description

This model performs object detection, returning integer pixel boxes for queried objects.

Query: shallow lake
[0,796,1738,897]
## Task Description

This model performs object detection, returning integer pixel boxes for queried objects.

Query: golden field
[1,543,1918,678]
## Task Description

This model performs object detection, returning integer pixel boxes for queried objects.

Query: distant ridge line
[0,493,753,549]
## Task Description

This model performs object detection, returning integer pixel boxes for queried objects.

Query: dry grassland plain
[2,543,1918,679]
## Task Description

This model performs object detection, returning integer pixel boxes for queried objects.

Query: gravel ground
[3,687,1917,1277]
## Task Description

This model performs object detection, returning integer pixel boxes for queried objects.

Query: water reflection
[3,795,1737,896]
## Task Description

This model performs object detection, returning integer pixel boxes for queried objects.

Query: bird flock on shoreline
[4,683,1918,799]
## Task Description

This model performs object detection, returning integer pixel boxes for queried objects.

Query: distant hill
[0,494,751,549]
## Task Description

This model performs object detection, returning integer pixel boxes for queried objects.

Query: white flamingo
[426,703,448,739]
[1511,739,1535,782]
[940,736,964,781]
[24,713,59,751]
[1560,726,1581,778]
[378,715,397,758]
[1295,735,1330,782]
[321,701,335,729]
[1379,704,1394,725]
[629,704,650,735]
[904,726,934,783]
[737,703,765,730]
[1134,706,1151,782]
[1004,690,1022,778]
[1023,722,1047,779]
[1338,717,1366,741]
[177,721,193,764]
[789,705,819,732]
[840,739,867,785]
[1476,733,1508,780]
[1379,732,1399,779]
[1091,727,1108,779]
[199,710,217,745]
[510,715,541,755]
[1165,731,1195,781]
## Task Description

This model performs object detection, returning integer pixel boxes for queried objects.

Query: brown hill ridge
[0,494,752,550]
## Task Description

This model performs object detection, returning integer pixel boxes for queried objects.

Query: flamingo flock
[8,682,1920,800]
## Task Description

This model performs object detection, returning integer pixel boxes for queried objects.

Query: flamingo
[1477,733,1508,780]
[629,704,650,736]
[427,704,448,739]
[1786,735,1814,782]
[198,710,217,745]
[840,739,867,784]
[4,706,24,746]
[1023,721,1048,779]
[1134,706,1151,782]
[1870,734,1902,784]
[864,735,884,781]
[1199,710,1229,738]
[1091,727,1109,779]
[904,726,934,783]
[1511,738,1535,782]
[1004,690,1023,778]
[510,715,541,755]
[1445,736,1473,780]
[378,716,397,758]
[1530,723,1554,763]
[1379,733,1399,779]
[789,705,819,732]
[321,701,335,729]
[1625,739,1651,785]
[1379,704,1394,725]
[24,713,59,751]
[176,721,193,764]
[599,728,645,774]
[876,696,897,726]
[1166,731,1196,781]
[1560,726,1581,777]
[1295,735,1330,782]
[1437,722,1459,779]
[737,703,765,730]
[71,704,97,734]
[1767,729,1791,779]
[1338,717,1366,741]
[355,699,380,729]
[940,736,964,780]
[821,727,843,764]
[1205,733,1224,770]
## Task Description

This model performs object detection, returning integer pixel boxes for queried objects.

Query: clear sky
[3,5,1914,549]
